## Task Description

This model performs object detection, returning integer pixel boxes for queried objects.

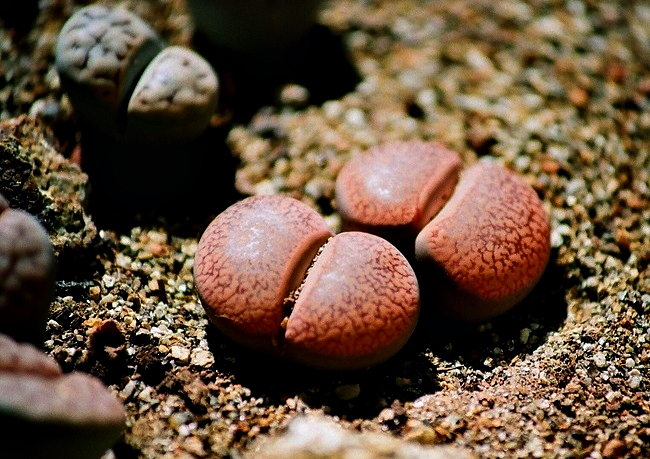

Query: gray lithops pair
[0,333,126,459]
[56,4,218,144]
[0,194,55,344]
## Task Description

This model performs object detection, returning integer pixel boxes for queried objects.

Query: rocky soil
[1,0,649,458]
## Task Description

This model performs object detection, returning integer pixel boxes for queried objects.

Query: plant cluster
[194,141,550,370]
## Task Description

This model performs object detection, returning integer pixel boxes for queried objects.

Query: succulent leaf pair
[56,5,218,145]
[0,333,126,459]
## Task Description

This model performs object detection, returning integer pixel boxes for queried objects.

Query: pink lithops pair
[194,141,550,367]
[0,195,55,344]
[335,141,551,322]
[193,195,420,370]
[0,333,126,459]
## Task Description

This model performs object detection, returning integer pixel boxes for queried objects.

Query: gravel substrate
[1,0,649,458]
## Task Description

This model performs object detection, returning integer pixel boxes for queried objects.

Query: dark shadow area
[0,0,39,36]
[414,253,569,374]
[193,24,361,123]
[81,122,243,238]
[45,20,359,238]
[204,324,441,421]
[54,227,116,283]
[54,280,97,299]
[112,440,141,459]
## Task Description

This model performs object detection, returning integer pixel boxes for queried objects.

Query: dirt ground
[1,0,649,457]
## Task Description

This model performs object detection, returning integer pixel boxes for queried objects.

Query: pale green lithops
[0,333,127,459]
[56,4,218,143]
[0,195,55,344]
[126,46,219,144]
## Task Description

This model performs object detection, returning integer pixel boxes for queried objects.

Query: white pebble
[593,352,607,368]
[344,108,367,127]
[171,345,190,364]
[191,349,214,367]
[629,375,642,390]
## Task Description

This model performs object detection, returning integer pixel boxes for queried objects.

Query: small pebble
[171,345,190,364]
[191,349,214,367]
[593,352,608,368]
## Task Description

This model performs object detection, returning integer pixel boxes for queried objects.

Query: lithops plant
[55,4,165,140]
[0,193,7,214]
[0,334,126,459]
[415,163,551,322]
[335,141,462,254]
[0,196,55,344]
[284,231,420,370]
[56,4,218,144]
[335,142,550,322]
[193,195,420,370]
[125,46,219,144]
[0,333,61,377]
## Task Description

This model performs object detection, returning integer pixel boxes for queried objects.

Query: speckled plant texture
[1,0,649,458]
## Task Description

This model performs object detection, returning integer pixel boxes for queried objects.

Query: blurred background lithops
[55,4,165,140]
[55,4,221,214]
[125,45,219,145]
[0,333,127,459]
[0,195,56,345]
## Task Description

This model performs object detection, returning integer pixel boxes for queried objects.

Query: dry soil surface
[1,0,649,458]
